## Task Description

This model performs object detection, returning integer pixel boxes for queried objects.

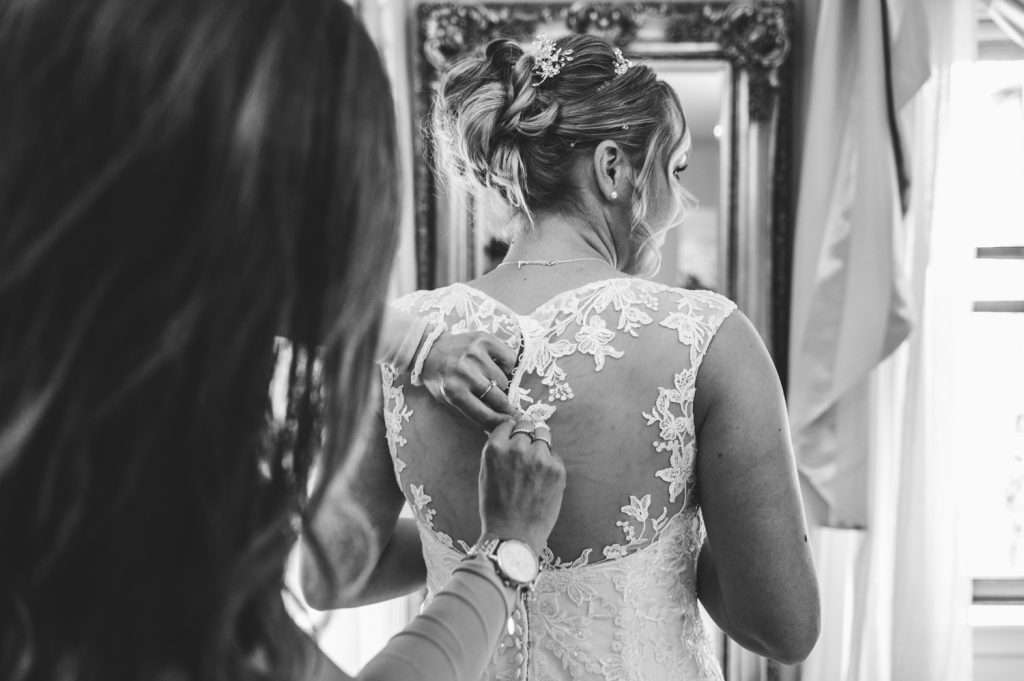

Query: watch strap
[473,537,501,560]
[468,537,540,593]
[452,553,518,617]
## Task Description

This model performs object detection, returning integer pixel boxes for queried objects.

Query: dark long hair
[0,0,399,679]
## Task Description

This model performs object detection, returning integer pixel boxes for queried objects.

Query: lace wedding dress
[382,277,735,681]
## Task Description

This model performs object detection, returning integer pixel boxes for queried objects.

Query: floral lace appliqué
[602,494,670,560]
[380,365,412,474]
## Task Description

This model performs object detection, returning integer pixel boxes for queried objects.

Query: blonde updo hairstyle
[434,34,693,275]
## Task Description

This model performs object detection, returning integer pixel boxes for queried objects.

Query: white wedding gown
[381,277,734,681]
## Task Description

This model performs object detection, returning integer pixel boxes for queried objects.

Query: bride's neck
[505,213,622,268]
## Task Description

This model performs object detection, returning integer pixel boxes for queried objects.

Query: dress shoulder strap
[657,287,737,372]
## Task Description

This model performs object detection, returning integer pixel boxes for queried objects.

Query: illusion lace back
[382,278,735,681]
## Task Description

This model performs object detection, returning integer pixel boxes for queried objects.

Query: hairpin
[612,48,632,76]
[532,34,573,86]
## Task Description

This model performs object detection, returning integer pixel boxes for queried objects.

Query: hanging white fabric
[795,2,975,680]
[787,0,922,528]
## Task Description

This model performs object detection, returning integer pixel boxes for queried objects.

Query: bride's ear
[592,141,630,203]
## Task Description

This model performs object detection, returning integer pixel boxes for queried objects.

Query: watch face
[496,540,539,584]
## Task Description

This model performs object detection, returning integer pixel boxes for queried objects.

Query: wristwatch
[471,537,541,592]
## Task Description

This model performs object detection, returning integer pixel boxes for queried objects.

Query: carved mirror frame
[411,0,794,371]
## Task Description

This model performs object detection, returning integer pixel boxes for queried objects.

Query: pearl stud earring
[610,191,618,200]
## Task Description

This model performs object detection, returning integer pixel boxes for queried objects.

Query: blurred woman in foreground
[0,1,564,680]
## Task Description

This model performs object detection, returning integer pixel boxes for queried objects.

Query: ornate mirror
[411,0,794,370]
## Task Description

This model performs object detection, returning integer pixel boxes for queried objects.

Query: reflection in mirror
[652,61,731,293]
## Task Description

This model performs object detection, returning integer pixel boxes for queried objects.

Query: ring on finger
[531,434,552,447]
[477,379,498,400]
[531,425,552,448]
[511,419,535,438]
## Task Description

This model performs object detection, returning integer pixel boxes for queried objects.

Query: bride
[304,34,819,680]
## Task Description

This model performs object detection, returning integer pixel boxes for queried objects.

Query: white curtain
[790,1,975,680]
[788,0,915,530]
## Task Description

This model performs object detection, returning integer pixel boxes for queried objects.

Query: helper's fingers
[531,424,552,450]
[510,419,536,442]
[476,355,510,392]
[481,334,518,375]
[477,356,515,416]
[488,418,515,439]
[450,382,512,431]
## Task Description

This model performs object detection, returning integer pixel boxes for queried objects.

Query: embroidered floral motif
[408,483,454,548]
[575,316,624,370]
[409,483,433,519]
[523,402,557,426]
[541,546,594,570]
[513,320,567,408]
[654,446,694,504]
[618,304,653,337]
[603,494,671,559]
[509,278,658,407]
[644,292,733,508]
[622,494,651,523]
[380,365,412,468]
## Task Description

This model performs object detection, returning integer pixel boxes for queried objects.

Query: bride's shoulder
[389,284,463,316]
[626,278,737,319]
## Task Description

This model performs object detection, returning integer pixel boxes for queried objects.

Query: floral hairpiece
[532,34,573,86]
[612,48,632,76]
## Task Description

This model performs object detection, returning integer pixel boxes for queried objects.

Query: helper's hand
[478,420,564,555]
[421,331,518,429]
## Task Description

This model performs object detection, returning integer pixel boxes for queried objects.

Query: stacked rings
[510,421,551,448]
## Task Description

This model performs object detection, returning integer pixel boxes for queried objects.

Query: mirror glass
[651,60,731,293]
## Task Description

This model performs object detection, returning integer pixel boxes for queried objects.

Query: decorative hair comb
[612,48,632,76]
[532,34,573,86]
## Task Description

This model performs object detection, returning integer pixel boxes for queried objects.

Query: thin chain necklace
[497,257,610,270]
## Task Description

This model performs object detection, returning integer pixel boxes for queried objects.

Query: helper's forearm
[358,558,515,681]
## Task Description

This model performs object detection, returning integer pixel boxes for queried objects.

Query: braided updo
[433,34,693,273]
